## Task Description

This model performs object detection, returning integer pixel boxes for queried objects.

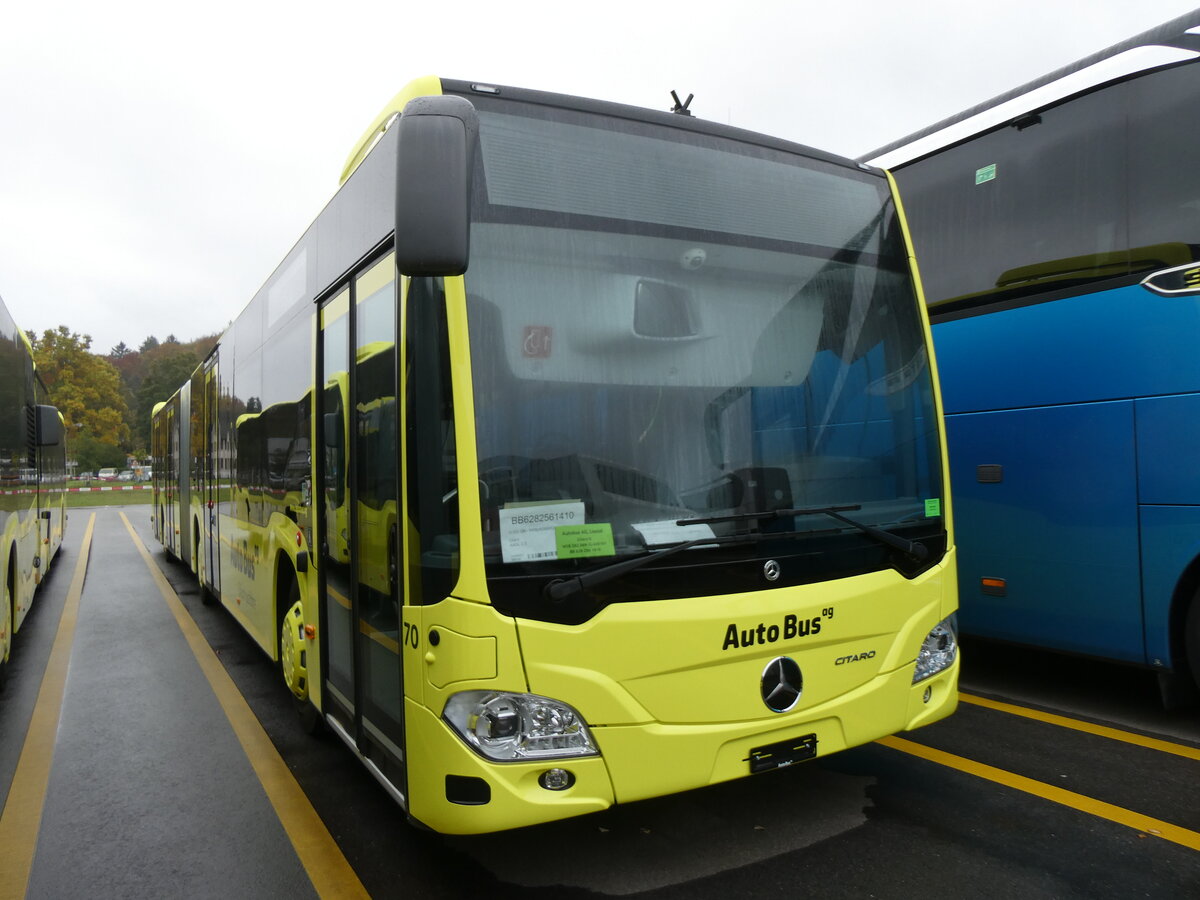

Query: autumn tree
[108,331,218,449]
[30,327,130,454]
[132,346,201,451]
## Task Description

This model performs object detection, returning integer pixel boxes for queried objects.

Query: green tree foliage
[132,347,201,451]
[72,433,128,473]
[109,332,218,451]
[30,327,130,449]
[29,326,220,471]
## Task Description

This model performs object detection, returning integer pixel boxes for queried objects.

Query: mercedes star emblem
[761,656,803,712]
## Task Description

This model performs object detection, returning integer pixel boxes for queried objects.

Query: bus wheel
[1187,593,1200,694]
[0,569,11,692]
[196,527,216,607]
[192,523,200,577]
[279,576,322,734]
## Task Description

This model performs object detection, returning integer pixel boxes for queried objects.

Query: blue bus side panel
[1134,393,1200,671]
[1136,394,1200,504]
[1137,505,1200,669]
[936,285,1200,415]
[946,401,1144,662]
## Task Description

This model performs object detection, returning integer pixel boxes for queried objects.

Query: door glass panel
[204,362,221,592]
[320,289,354,710]
[353,253,403,750]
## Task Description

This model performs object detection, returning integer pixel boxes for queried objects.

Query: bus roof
[862,8,1200,168]
[341,76,870,186]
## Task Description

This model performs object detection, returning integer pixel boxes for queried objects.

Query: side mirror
[395,95,480,277]
[35,405,63,447]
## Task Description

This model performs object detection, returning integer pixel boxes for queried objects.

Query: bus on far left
[0,292,66,689]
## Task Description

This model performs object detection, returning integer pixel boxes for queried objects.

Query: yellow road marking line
[959,691,1200,762]
[0,513,95,900]
[878,735,1200,852]
[119,512,368,900]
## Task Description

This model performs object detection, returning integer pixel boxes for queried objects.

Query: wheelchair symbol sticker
[523,325,553,358]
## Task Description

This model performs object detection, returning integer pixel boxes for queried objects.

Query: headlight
[913,616,958,683]
[443,691,599,761]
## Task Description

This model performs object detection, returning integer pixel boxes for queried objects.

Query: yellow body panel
[403,554,955,835]
[405,700,615,834]
[217,508,313,659]
[339,75,443,184]
[0,507,39,652]
[405,555,956,833]
[402,598,527,712]
[600,662,956,806]
[526,561,952,724]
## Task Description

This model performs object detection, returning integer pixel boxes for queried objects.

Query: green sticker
[555,523,615,559]
[975,164,996,185]
[925,498,942,518]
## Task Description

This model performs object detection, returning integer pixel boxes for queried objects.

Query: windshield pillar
[443,274,488,603]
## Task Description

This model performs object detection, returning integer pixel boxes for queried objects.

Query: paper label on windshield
[925,498,942,517]
[500,501,585,563]
[633,519,717,547]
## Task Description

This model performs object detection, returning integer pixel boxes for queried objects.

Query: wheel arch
[1,547,13,665]
[274,550,299,630]
[1167,553,1200,676]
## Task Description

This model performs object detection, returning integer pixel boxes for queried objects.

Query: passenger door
[317,253,405,784]
[201,353,221,595]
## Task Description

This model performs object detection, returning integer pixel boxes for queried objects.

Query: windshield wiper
[543,534,739,603]
[543,505,929,603]
[681,504,929,563]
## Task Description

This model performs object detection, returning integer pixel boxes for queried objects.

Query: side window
[234,412,262,524]
[354,257,397,512]
[898,85,1130,308]
[260,313,313,515]
[321,292,349,520]
[190,369,204,482]
[406,276,459,604]
[1128,63,1200,262]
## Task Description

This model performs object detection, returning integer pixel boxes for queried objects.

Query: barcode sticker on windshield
[499,501,585,563]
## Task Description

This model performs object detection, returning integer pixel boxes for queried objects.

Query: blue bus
[866,10,1200,704]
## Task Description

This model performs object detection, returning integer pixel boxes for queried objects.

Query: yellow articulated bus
[151,77,958,834]
[0,294,66,688]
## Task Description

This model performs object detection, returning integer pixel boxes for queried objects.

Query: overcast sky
[2,0,1198,355]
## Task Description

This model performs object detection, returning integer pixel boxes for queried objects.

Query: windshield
[462,101,944,608]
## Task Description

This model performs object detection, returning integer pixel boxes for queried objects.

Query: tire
[196,522,216,606]
[0,597,10,692]
[0,562,14,692]
[1186,593,1200,694]
[278,572,322,734]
